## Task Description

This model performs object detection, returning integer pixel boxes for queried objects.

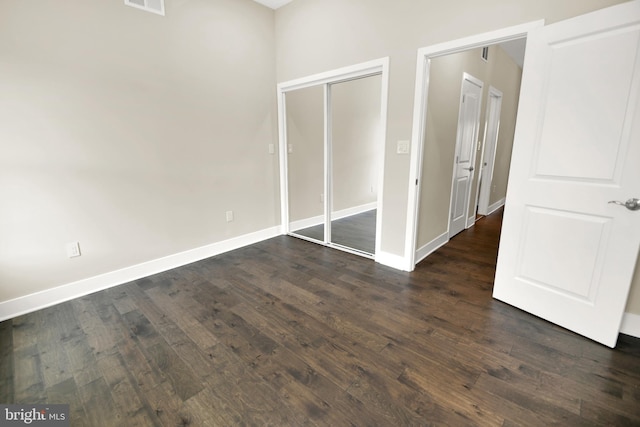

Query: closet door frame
[277,58,389,259]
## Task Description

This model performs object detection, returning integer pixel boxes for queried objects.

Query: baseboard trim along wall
[0,226,282,322]
[415,232,449,265]
[376,250,410,271]
[620,312,640,339]
[487,198,506,215]
[289,202,377,232]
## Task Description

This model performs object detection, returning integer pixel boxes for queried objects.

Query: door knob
[465,167,474,172]
[609,198,640,211]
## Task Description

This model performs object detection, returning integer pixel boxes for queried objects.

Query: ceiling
[252,0,294,9]
[499,39,527,68]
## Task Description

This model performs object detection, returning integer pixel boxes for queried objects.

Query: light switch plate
[397,140,410,154]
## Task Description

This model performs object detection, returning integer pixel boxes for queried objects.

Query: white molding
[289,202,377,232]
[404,19,545,272]
[290,214,324,232]
[0,226,281,322]
[376,250,411,271]
[620,312,640,338]
[486,198,506,215]
[333,202,377,221]
[415,232,449,264]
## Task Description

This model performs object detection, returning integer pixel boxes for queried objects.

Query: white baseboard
[290,214,324,232]
[620,312,640,339]
[0,226,281,322]
[487,198,506,215]
[290,202,377,232]
[376,250,411,271]
[415,232,449,264]
[332,202,377,220]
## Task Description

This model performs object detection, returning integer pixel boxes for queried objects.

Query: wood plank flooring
[2,209,640,426]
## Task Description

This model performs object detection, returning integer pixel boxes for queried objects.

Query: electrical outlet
[66,242,81,258]
[268,144,275,154]
[226,211,234,222]
[320,194,324,203]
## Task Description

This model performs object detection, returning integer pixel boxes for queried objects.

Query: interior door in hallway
[450,73,483,237]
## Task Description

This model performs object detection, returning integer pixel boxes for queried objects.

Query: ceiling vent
[125,0,164,16]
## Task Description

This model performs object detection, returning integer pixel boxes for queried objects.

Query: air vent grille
[125,0,164,16]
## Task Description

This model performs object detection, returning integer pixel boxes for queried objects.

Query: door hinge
[416,179,419,186]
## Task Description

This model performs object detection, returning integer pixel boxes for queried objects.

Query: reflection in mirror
[330,75,382,255]
[285,85,325,243]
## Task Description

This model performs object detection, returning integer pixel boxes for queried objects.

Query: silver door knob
[609,198,640,211]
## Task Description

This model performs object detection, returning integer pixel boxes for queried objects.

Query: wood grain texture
[1,209,639,426]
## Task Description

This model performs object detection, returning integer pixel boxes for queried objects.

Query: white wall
[0,0,278,303]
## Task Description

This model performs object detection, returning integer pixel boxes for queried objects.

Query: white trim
[290,214,324,232]
[376,250,411,271]
[486,197,506,215]
[290,202,377,232]
[0,226,281,322]
[620,312,640,338]
[415,232,449,264]
[405,20,545,272]
[333,202,377,221]
[277,57,390,262]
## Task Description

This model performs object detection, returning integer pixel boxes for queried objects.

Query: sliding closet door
[285,86,325,243]
[329,75,382,255]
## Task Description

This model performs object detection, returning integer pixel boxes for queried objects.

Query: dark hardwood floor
[2,209,639,426]
[293,209,376,255]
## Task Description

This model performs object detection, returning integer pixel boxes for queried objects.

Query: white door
[493,0,640,348]
[477,87,503,216]
[450,73,483,237]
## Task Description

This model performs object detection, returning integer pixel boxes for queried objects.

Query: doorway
[405,21,541,268]
[277,59,389,259]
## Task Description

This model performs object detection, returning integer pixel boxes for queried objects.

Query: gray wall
[0,0,278,302]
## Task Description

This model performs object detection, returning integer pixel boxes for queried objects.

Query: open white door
[493,0,640,348]
[450,73,483,237]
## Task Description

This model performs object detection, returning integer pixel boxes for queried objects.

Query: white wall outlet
[288,144,293,154]
[66,241,81,258]
[320,193,324,203]
[268,144,275,154]
[226,210,234,222]
[397,140,410,154]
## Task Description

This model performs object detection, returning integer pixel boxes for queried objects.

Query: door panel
[450,74,483,237]
[493,0,640,348]
[329,75,382,255]
[478,89,502,215]
[285,86,325,242]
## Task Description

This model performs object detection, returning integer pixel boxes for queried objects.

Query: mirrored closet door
[283,71,384,259]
